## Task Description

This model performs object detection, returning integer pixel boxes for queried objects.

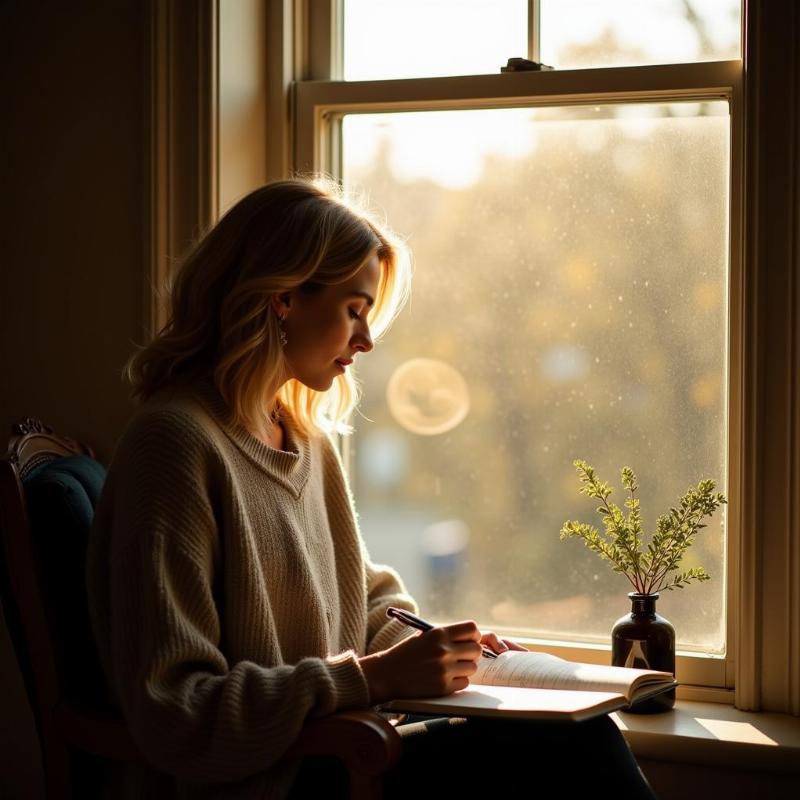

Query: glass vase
[611,592,676,714]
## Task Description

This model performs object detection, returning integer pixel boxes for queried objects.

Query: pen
[386,606,498,659]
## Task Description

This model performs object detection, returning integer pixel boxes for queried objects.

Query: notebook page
[473,650,671,696]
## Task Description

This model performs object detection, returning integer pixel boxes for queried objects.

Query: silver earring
[278,313,288,347]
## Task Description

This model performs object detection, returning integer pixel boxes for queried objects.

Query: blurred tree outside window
[337,0,740,657]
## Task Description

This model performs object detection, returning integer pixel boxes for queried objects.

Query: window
[295,1,743,693]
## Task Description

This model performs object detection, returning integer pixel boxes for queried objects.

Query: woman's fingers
[479,630,528,653]
[366,622,529,702]
[443,620,482,641]
[479,630,508,654]
[451,640,483,663]
[443,624,528,655]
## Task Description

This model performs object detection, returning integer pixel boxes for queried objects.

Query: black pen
[386,606,498,659]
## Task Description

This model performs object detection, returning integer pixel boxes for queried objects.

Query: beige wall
[2,3,148,796]
[2,2,147,464]
[219,0,269,214]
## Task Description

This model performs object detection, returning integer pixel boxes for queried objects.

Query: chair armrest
[54,702,402,787]
[285,710,403,777]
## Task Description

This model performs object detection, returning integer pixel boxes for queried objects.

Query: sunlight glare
[344,110,538,190]
[386,358,471,436]
[694,718,778,746]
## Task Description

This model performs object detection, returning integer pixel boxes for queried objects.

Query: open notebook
[376,649,677,722]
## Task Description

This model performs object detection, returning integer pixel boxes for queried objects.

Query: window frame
[293,4,741,701]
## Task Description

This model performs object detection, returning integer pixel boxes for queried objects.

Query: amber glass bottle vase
[611,592,675,714]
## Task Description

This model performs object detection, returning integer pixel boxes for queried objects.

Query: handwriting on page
[471,651,667,695]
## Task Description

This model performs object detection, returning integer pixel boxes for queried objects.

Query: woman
[86,177,657,799]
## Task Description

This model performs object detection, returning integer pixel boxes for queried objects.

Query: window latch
[501,57,554,73]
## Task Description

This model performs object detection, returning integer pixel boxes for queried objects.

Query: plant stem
[623,571,641,593]
[597,493,645,592]
[643,517,679,594]
[645,553,666,595]
[646,503,700,592]
[628,484,645,592]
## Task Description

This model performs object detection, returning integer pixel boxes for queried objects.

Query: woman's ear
[270,291,292,317]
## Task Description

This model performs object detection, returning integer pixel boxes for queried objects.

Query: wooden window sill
[612,700,800,775]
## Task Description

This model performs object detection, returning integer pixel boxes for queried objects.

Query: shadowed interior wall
[2,2,146,464]
[1,3,147,796]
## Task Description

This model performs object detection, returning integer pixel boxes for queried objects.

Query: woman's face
[279,252,380,391]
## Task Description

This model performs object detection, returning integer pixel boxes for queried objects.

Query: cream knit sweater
[85,378,419,799]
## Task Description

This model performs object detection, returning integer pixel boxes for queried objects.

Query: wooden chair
[0,417,402,799]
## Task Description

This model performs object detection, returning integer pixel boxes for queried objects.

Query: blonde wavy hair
[124,176,413,440]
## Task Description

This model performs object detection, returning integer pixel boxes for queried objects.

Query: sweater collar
[185,377,313,498]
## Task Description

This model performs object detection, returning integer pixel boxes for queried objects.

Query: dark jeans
[287,713,658,799]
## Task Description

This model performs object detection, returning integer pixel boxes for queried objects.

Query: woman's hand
[359,620,483,706]
[479,630,528,655]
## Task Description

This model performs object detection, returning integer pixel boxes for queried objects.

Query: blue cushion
[24,454,105,528]
[22,454,109,707]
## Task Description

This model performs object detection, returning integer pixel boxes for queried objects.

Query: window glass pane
[343,0,527,81]
[540,0,741,69]
[343,102,729,654]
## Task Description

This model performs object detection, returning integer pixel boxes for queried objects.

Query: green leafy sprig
[559,460,727,594]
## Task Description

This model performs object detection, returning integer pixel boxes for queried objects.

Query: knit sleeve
[363,552,421,655]
[92,409,370,784]
[319,430,421,655]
